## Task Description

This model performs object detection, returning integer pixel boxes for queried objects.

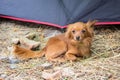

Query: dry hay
[0,19,120,80]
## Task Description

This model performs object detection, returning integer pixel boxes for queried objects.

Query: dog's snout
[76,36,80,41]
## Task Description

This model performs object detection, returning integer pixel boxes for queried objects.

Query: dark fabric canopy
[0,0,120,28]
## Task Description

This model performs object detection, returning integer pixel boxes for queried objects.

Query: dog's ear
[86,20,98,27]
[65,24,73,39]
[86,20,97,28]
[86,20,97,37]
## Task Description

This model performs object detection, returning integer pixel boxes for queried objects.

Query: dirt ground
[0,19,120,80]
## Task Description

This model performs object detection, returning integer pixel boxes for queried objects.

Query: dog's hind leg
[65,52,77,61]
[45,38,67,62]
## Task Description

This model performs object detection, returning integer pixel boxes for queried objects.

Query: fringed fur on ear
[86,20,97,37]
[86,20,97,27]
[65,24,73,39]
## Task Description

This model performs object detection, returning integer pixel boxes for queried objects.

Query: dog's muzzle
[76,36,80,41]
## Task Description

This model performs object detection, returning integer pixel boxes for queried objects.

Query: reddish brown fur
[13,20,96,62]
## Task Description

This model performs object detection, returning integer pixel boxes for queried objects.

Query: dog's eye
[72,30,75,33]
[82,30,86,33]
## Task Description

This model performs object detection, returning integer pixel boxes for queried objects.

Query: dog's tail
[13,45,45,60]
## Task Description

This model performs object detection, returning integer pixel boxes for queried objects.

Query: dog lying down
[13,20,96,62]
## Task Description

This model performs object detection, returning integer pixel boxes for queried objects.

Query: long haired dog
[13,20,96,62]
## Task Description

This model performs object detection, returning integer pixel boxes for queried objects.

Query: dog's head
[65,20,97,42]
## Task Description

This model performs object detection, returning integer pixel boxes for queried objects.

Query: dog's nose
[76,36,80,41]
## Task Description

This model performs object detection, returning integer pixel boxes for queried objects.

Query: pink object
[0,15,120,28]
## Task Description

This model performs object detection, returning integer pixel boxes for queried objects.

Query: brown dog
[13,20,96,62]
